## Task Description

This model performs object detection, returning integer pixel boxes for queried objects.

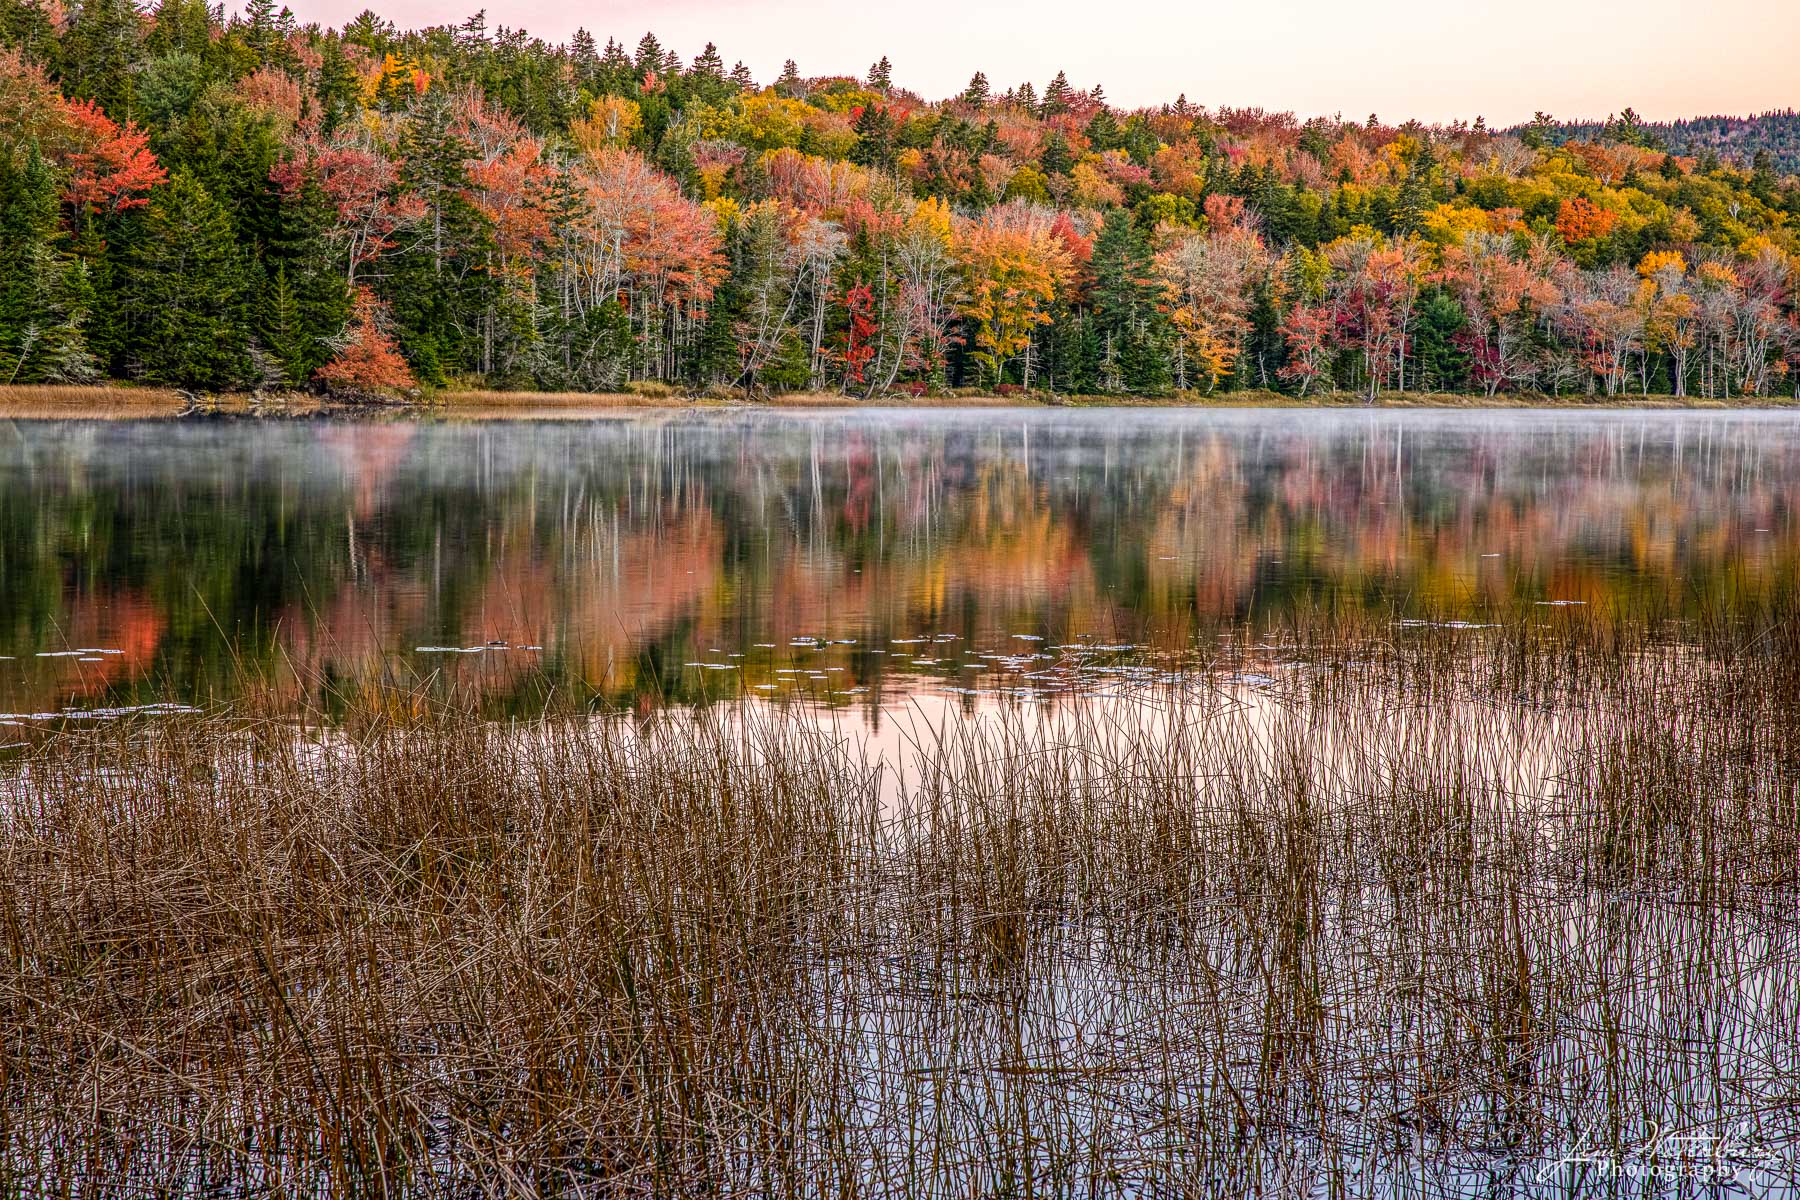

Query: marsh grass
[2,610,1798,1196]
[12,383,1784,421]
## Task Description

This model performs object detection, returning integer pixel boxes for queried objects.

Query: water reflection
[1,409,1796,714]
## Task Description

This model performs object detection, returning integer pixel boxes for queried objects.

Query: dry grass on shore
[3,609,1799,1195]
[0,384,193,417]
[4,382,1791,420]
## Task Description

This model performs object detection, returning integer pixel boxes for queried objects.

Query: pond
[6,407,1800,1196]
[2,407,1796,715]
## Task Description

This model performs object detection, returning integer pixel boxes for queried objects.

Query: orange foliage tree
[316,288,415,398]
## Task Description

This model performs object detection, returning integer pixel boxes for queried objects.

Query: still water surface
[2,408,1796,715]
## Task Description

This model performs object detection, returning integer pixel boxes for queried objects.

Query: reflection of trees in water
[2,414,1798,709]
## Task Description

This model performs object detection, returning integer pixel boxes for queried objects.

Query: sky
[288,0,1799,126]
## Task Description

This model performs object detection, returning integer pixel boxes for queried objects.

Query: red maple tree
[316,288,416,399]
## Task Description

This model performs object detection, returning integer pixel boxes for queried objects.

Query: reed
[2,610,1797,1195]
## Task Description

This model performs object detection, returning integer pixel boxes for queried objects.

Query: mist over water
[2,408,1796,715]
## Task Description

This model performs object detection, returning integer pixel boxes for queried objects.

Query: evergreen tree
[1121,115,1159,167]
[729,61,755,91]
[0,0,61,66]
[256,262,312,384]
[119,171,250,389]
[633,32,663,80]
[1413,287,1469,391]
[315,39,362,133]
[1040,70,1073,117]
[1041,301,1097,394]
[1088,207,1169,393]
[866,55,892,93]
[568,27,599,91]
[456,8,488,47]
[1038,130,1072,177]
[775,58,801,97]
[0,143,59,376]
[60,0,142,112]
[961,71,989,109]
[850,103,896,170]
[0,144,99,384]
[241,0,283,65]
[391,98,490,382]
[1084,107,1121,152]
[595,38,633,95]
[690,41,724,81]
[1393,137,1436,235]
[1750,148,1779,203]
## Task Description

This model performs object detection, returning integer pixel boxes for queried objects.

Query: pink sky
[285,0,1798,126]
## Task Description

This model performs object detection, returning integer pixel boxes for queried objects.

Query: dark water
[2,408,1796,715]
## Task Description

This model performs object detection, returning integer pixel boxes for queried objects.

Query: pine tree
[691,41,724,82]
[952,71,985,109]
[569,27,599,90]
[1394,137,1436,235]
[633,32,663,80]
[456,9,487,48]
[596,38,633,94]
[1038,130,1072,177]
[120,171,249,389]
[0,143,58,380]
[253,263,298,383]
[1040,70,1073,117]
[866,55,892,93]
[775,58,801,97]
[33,257,100,383]
[1121,115,1159,167]
[242,0,281,63]
[729,61,754,91]
[60,0,142,112]
[851,103,896,170]
[1085,107,1121,151]
[1413,287,1469,391]
[0,144,98,384]
[1088,207,1169,394]
[315,38,361,133]
[0,0,60,65]
[258,176,355,382]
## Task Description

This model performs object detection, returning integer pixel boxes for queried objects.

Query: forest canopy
[3,0,1799,399]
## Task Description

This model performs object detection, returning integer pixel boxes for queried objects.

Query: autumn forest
[3,0,1800,401]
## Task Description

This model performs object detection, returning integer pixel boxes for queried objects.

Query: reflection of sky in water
[1,408,1796,712]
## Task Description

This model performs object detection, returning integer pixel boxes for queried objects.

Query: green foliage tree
[119,172,250,388]
[1393,137,1436,235]
[1088,207,1170,393]
[0,144,99,383]
[866,55,892,94]
[850,103,896,170]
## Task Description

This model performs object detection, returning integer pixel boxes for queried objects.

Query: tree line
[3,0,1799,399]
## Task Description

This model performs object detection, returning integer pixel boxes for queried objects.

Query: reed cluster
[2,611,1797,1196]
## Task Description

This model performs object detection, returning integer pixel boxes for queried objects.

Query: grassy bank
[1,382,1794,419]
[3,610,1798,1194]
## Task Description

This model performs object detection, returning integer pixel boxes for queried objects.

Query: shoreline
[0,384,1793,419]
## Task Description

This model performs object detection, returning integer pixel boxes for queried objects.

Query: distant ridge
[1507,110,1800,174]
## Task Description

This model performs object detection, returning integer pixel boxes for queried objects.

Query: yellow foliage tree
[570,96,641,161]
[953,205,1073,385]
